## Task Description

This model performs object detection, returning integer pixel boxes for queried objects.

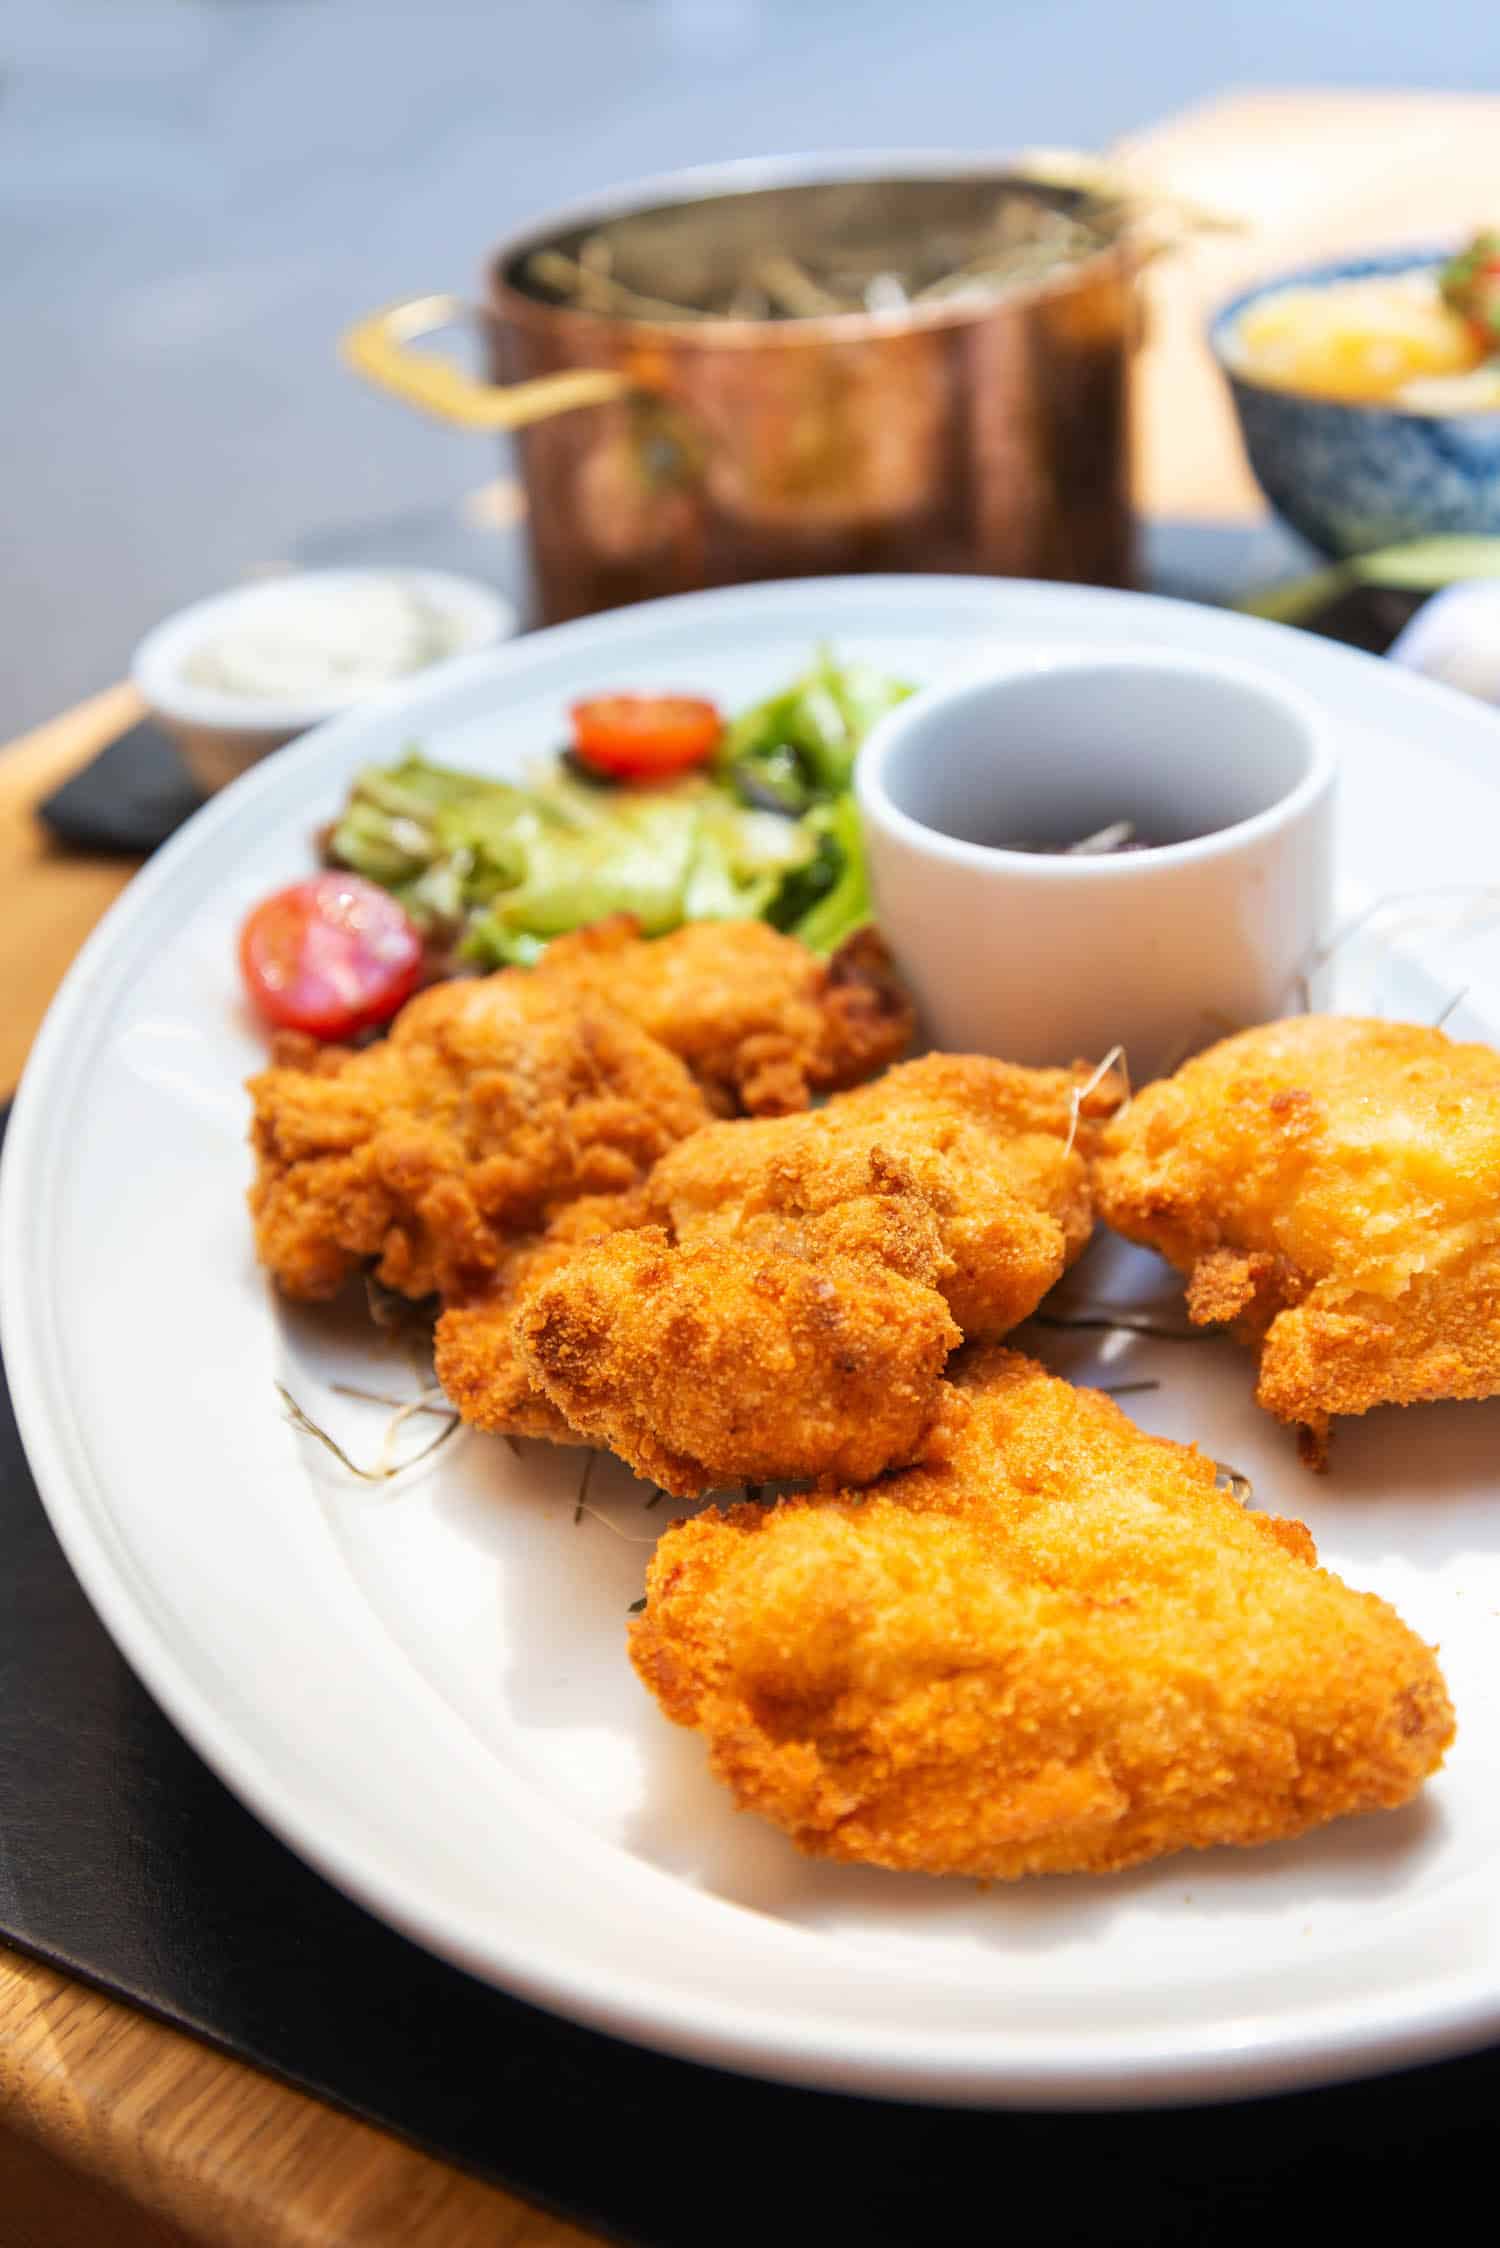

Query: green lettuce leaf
[773,794,872,954]
[720,647,912,812]
[323,649,904,966]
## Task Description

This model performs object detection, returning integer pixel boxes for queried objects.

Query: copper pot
[343,156,1142,623]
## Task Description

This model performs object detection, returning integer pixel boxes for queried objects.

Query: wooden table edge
[0,683,148,1102]
[0,1945,598,2248]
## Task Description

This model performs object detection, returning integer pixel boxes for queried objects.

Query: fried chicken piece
[652,1052,1113,1332]
[528,916,913,1115]
[1093,1015,1500,1461]
[515,1183,963,1493]
[249,918,912,1305]
[514,1053,1118,1494]
[631,1348,1454,1879]
[249,974,710,1302]
[433,1191,647,1441]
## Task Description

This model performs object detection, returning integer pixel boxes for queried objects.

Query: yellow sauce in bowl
[1228,269,1498,408]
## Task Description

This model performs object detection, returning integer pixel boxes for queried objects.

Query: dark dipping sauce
[880,660,1319,863]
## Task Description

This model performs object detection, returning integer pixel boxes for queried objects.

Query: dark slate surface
[37,719,205,856]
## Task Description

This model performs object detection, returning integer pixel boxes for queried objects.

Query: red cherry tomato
[1467,255,1500,350]
[239,874,424,1039]
[1442,234,1500,351]
[569,694,722,780]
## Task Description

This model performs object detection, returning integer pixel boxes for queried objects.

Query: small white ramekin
[131,567,516,794]
[855,646,1337,1081]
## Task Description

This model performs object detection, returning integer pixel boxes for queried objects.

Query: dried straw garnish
[331,1382,453,1417]
[1031,1308,1209,1342]
[566,1453,660,1543]
[576,1504,658,1546]
[1064,1043,1127,1159]
[276,1381,459,1482]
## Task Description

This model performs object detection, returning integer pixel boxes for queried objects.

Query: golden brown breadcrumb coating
[1093,1015,1500,1462]
[516,1188,962,1493]
[513,1053,1118,1494]
[248,975,709,1302]
[525,916,913,1115]
[248,919,913,1306]
[433,1192,648,1441]
[654,1052,1112,1334]
[631,1348,1454,1879]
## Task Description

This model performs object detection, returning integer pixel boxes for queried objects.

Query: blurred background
[7,0,1500,736]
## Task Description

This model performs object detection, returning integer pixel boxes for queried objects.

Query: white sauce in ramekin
[181,574,469,703]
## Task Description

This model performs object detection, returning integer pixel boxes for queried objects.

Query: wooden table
[3,84,1498,2248]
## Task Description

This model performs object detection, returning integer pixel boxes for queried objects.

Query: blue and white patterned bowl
[1212,250,1500,558]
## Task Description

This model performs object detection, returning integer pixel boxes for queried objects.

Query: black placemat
[38,718,205,856]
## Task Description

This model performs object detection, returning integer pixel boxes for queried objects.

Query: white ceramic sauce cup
[132,568,515,794]
[855,647,1337,1080]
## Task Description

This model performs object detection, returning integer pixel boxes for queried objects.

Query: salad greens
[326,648,909,964]
[761,795,871,951]
[717,649,912,814]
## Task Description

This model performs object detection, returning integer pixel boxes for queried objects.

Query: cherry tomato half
[1466,255,1500,349]
[569,693,723,780]
[239,873,424,1039]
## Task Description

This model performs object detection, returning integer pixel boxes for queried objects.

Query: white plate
[7,576,1500,2111]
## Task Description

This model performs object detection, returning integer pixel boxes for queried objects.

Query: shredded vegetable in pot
[524,194,1108,324]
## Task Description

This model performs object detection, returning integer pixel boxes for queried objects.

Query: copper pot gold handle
[340,294,634,430]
